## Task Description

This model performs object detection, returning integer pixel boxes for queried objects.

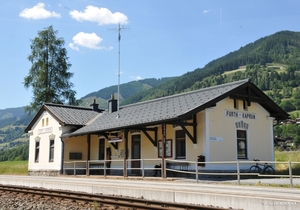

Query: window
[49,139,54,162]
[35,141,40,162]
[234,99,238,109]
[237,130,247,159]
[243,100,248,110]
[46,118,49,126]
[69,152,82,160]
[98,138,105,160]
[175,130,186,159]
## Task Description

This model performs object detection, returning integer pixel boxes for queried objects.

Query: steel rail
[0,184,230,210]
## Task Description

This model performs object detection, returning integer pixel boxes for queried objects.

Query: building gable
[25,103,100,133]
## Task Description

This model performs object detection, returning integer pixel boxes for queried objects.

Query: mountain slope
[79,77,175,108]
[0,107,32,128]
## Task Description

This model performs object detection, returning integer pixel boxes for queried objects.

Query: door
[131,134,141,175]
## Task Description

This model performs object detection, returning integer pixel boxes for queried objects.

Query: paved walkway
[1,175,299,210]
[183,176,300,187]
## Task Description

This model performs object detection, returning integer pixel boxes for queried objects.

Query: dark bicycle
[249,159,275,174]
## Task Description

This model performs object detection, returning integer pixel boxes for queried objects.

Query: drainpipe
[123,130,128,177]
[60,137,65,175]
[161,123,166,179]
[87,134,91,176]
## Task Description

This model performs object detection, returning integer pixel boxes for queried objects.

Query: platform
[0,175,299,210]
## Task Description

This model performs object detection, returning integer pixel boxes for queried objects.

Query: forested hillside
[79,77,175,108]
[0,107,32,149]
[0,107,32,160]
[0,141,28,161]
[0,107,28,127]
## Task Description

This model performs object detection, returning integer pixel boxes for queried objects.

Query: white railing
[63,159,300,188]
[64,161,87,175]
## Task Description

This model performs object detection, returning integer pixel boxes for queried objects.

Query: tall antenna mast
[110,23,129,119]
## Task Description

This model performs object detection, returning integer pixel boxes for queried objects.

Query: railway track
[0,184,229,210]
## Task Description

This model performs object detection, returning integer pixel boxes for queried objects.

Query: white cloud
[69,43,79,51]
[19,3,61,19]
[69,6,128,25]
[130,75,142,81]
[69,32,113,51]
[203,9,212,14]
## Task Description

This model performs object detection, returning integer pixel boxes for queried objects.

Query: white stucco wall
[28,111,63,173]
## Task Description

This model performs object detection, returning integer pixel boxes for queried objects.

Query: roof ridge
[120,79,250,109]
[44,103,93,111]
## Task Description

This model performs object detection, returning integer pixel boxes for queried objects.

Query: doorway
[131,134,141,175]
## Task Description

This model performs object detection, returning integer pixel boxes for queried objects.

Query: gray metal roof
[44,104,100,126]
[25,104,100,132]
[69,79,252,136]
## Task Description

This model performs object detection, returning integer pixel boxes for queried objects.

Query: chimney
[108,94,118,113]
[90,99,102,112]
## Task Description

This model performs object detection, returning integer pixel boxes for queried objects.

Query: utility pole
[110,23,129,119]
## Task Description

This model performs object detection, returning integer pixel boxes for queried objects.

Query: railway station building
[24,79,288,176]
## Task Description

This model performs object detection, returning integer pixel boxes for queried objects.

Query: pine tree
[24,26,77,113]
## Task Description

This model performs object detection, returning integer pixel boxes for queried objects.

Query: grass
[275,150,300,175]
[222,63,288,76]
[275,150,300,162]
[0,161,28,175]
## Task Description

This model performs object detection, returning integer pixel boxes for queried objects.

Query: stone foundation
[28,170,61,176]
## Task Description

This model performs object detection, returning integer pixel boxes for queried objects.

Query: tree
[24,26,77,113]
[279,100,296,112]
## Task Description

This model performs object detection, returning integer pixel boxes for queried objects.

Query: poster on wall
[158,139,172,157]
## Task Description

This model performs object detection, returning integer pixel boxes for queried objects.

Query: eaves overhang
[61,117,181,138]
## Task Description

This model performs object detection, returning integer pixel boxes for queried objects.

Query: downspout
[268,117,275,162]
[86,134,91,176]
[123,130,128,177]
[161,123,166,179]
[60,137,65,175]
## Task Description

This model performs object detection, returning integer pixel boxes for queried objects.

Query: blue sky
[1,0,300,109]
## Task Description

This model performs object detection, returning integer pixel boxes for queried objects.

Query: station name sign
[225,110,256,120]
[108,136,123,143]
[38,127,53,134]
